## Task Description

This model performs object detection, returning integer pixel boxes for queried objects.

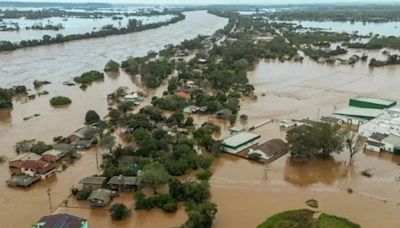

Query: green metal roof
[351,97,396,106]
[223,132,261,148]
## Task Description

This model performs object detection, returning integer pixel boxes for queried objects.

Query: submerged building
[349,97,397,110]
[222,131,261,154]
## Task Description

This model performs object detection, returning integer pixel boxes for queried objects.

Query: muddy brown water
[1,11,400,227]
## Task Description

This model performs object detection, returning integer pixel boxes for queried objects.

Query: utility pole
[47,188,52,214]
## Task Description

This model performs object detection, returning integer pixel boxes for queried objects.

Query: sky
[6,0,400,5]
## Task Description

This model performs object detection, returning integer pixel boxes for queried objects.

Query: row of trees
[0,13,185,52]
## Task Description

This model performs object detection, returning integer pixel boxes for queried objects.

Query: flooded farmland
[1,9,400,228]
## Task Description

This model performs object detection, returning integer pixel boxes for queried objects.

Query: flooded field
[1,10,400,228]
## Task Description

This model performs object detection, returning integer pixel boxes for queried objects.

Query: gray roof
[88,189,111,202]
[107,175,139,186]
[42,149,64,157]
[79,176,107,185]
[223,132,261,148]
[369,132,389,142]
[382,134,400,146]
[334,107,385,118]
[7,175,40,187]
[321,116,342,124]
[9,152,42,163]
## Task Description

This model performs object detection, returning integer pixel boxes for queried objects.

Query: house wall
[382,142,394,153]
[365,144,381,152]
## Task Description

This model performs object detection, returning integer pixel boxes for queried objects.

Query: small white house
[279,119,296,128]
[381,134,400,154]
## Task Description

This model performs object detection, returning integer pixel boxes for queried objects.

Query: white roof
[334,107,385,118]
[223,132,260,148]
[42,149,63,156]
[353,97,396,106]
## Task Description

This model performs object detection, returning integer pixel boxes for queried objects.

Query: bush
[110,203,130,220]
[104,60,120,72]
[73,70,104,85]
[85,110,100,124]
[134,191,178,213]
[196,170,213,181]
[75,189,92,200]
[50,96,72,106]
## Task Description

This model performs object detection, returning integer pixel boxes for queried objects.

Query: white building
[381,134,400,154]
[358,108,400,137]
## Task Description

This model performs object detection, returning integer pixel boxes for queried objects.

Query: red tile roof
[21,160,55,174]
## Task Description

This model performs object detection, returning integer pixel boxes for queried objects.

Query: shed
[381,134,400,154]
[107,175,140,192]
[251,139,288,159]
[88,188,112,207]
[223,132,261,154]
[349,97,397,109]
[33,213,88,228]
[334,107,385,121]
[79,176,107,190]
[9,152,42,169]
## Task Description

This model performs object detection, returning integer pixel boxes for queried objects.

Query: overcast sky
[7,0,400,5]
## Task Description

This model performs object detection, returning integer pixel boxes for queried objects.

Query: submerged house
[9,152,42,169]
[20,160,56,180]
[79,176,107,191]
[7,175,40,188]
[249,139,288,161]
[381,134,400,155]
[222,131,261,154]
[349,97,396,110]
[88,188,113,207]
[32,213,88,228]
[107,175,141,192]
[41,149,65,162]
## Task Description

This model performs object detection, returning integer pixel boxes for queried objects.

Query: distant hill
[0,1,112,8]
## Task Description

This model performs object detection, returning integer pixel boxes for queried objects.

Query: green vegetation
[85,110,100,125]
[49,96,72,106]
[141,162,171,194]
[182,201,218,228]
[104,60,120,72]
[257,209,315,228]
[71,187,92,200]
[267,5,400,22]
[317,213,361,228]
[0,88,13,109]
[286,122,346,162]
[346,37,400,50]
[73,70,104,86]
[109,203,131,220]
[169,178,210,203]
[257,209,360,228]
[135,191,178,213]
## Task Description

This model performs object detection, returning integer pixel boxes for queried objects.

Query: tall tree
[142,162,170,194]
[346,132,363,165]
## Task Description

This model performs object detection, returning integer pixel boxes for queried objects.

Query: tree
[99,134,116,154]
[142,162,170,194]
[49,96,71,106]
[239,114,248,130]
[346,132,363,165]
[104,59,120,72]
[286,123,346,162]
[85,110,100,124]
[109,203,130,220]
[183,201,218,228]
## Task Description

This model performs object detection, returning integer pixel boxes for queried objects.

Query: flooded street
[1,9,400,228]
[0,11,228,228]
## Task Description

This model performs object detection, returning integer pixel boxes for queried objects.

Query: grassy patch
[317,213,361,228]
[257,209,315,228]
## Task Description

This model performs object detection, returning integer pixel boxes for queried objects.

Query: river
[1,10,400,228]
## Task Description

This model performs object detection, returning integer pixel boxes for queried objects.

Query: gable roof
[79,176,107,185]
[21,160,55,173]
[107,175,139,186]
[34,213,86,228]
[369,132,389,142]
[223,132,261,148]
[9,152,42,163]
[88,188,111,202]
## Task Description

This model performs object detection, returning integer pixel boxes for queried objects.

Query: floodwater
[288,20,400,37]
[0,11,228,228]
[0,14,176,42]
[1,10,400,227]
